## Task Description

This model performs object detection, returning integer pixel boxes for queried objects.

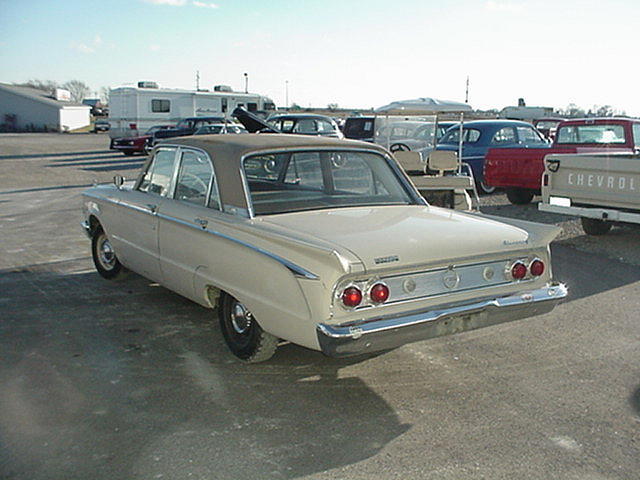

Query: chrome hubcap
[98,236,116,270]
[230,301,252,334]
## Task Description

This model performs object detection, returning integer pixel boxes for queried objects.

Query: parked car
[193,123,247,135]
[343,117,456,145]
[342,116,376,142]
[110,125,174,156]
[93,119,110,133]
[375,121,437,152]
[82,134,566,362]
[435,120,548,194]
[150,116,227,143]
[484,118,640,204]
[267,114,343,138]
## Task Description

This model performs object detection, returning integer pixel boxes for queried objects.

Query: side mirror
[113,175,125,188]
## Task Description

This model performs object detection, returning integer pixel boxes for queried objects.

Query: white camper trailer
[108,82,275,138]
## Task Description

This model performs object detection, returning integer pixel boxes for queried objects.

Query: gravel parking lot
[1,133,639,480]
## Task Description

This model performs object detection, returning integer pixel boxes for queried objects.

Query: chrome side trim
[156,212,319,280]
[81,220,91,238]
[317,282,568,357]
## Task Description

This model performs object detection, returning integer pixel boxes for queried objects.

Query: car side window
[516,126,546,144]
[632,124,640,148]
[138,148,177,196]
[174,149,219,208]
[492,127,517,144]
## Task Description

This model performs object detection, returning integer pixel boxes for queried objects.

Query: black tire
[123,151,135,156]
[219,293,278,363]
[91,227,128,280]
[390,143,410,152]
[506,187,534,205]
[581,217,612,236]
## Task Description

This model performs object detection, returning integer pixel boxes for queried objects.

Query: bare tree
[62,80,91,103]
[99,87,110,105]
[14,79,59,92]
[561,103,586,118]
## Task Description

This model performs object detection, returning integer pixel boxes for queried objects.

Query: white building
[0,83,91,132]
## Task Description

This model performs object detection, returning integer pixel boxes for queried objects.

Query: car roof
[157,134,388,209]
[270,114,336,121]
[455,119,534,128]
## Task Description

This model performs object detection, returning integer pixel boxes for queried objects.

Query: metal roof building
[0,83,91,132]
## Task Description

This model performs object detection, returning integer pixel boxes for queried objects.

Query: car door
[109,146,178,282]
[157,147,222,301]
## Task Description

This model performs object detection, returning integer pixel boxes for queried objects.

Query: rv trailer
[107,81,275,138]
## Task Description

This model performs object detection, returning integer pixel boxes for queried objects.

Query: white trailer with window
[108,82,275,138]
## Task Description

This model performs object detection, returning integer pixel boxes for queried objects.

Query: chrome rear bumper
[317,282,567,358]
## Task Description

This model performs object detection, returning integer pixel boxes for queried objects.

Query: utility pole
[196,70,200,91]
[465,75,469,104]
[285,80,289,109]
[244,73,248,93]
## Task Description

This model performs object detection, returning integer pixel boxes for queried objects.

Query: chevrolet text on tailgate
[82,134,567,362]
[484,118,640,205]
[539,151,640,235]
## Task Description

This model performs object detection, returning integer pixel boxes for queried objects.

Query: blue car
[435,120,548,193]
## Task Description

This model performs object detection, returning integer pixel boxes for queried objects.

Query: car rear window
[556,124,626,144]
[242,150,414,215]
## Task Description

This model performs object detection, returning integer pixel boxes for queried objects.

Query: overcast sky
[1,0,638,114]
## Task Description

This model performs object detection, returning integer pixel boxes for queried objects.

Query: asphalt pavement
[1,134,639,480]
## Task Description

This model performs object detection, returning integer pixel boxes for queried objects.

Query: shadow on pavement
[0,269,410,480]
[0,150,112,160]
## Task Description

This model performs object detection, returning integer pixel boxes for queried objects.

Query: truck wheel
[506,188,534,205]
[91,227,128,280]
[581,217,612,235]
[219,293,278,363]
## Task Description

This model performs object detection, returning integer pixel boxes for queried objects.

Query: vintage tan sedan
[82,134,567,362]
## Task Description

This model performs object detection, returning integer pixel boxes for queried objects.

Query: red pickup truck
[484,118,640,204]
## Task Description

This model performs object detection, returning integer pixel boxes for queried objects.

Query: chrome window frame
[173,147,222,210]
[135,146,179,197]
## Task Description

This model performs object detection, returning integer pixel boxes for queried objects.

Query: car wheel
[479,181,496,194]
[390,143,410,152]
[581,217,612,236]
[219,293,278,363]
[506,187,534,205]
[91,227,128,280]
[123,151,135,156]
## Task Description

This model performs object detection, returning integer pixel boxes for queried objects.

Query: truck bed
[541,152,640,211]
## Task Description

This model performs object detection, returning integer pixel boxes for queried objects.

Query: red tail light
[342,286,362,308]
[530,259,545,276]
[511,261,527,280]
[370,283,390,304]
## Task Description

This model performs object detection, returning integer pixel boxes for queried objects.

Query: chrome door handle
[194,218,208,229]
[146,204,157,213]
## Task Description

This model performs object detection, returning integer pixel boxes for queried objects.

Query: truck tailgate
[544,153,640,210]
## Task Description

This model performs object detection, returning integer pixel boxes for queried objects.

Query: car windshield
[195,125,224,135]
[556,124,627,144]
[243,150,415,215]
